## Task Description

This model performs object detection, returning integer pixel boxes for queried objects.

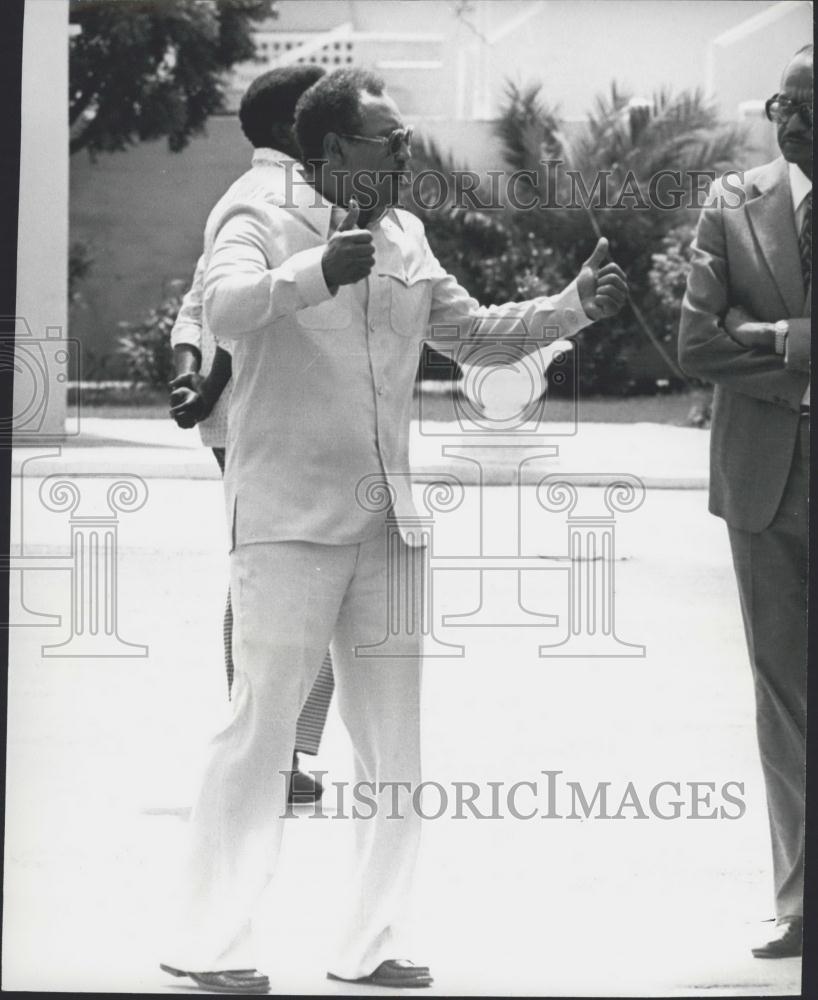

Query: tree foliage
[69,0,276,157]
[488,81,748,392]
[406,80,748,394]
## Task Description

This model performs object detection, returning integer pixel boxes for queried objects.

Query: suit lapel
[745,158,805,317]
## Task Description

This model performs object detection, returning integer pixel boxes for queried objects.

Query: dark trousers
[212,447,335,755]
[727,417,808,920]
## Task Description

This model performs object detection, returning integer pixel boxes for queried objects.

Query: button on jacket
[204,185,591,548]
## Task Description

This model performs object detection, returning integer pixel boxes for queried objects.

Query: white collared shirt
[789,161,812,230]
[788,162,811,406]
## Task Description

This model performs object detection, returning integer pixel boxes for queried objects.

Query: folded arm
[677,184,808,411]
[723,307,810,375]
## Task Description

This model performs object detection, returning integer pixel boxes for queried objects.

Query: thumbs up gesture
[336,199,361,232]
[576,237,628,322]
[321,198,375,290]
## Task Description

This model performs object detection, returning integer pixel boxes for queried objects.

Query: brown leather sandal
[327,958,433,988]
[160,962,271,993]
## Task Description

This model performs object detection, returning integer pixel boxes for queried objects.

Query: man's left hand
[576,238,629,322]
[724,306,776,352]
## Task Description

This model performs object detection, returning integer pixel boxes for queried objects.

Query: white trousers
[162,528,424,978]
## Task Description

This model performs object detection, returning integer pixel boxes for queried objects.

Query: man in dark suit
[679,45,811,960]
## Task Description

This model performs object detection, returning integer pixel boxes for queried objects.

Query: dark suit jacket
[678,157,811,533]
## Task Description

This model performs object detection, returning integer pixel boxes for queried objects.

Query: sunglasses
[765,94,813,127]
[339,126,414,156]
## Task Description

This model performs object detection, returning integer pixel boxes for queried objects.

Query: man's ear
[323,132,344,162]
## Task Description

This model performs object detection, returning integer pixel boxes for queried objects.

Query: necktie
[799,191,811,291]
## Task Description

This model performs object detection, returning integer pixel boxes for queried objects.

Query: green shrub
[646,223,696,336]
[116,281,183,388]
[68,240,94,305]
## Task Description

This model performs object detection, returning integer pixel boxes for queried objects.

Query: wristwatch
[774,320,789,356]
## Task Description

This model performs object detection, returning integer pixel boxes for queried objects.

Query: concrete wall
[70,117,249,377]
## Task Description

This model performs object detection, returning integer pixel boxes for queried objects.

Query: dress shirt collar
[255,154,406,239]
[251,146,297,168]
[789,161,812,214]
[308,196,406,240]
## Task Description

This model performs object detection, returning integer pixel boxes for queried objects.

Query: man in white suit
[160,68,628,993]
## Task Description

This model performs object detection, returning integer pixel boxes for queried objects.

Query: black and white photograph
[1,0,814,994]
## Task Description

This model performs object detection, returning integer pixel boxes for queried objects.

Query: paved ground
[2,418,802,995]
[15,410,710,486]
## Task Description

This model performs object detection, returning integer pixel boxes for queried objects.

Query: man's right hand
[321,199,375,289]
[169,371,211,429]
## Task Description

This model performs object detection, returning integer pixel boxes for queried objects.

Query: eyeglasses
[339,126,414,156]
[765,94,813,127]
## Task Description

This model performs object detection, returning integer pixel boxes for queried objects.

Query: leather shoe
[288,753,324,804]
[327,958,433,988]
[160,962,270,993]
[751,917,803,958]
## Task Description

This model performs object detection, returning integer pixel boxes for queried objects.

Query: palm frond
[494,79,563,172]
